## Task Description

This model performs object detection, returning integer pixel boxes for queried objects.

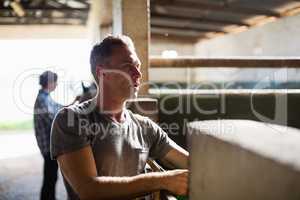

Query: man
[51,35,189,200]
[34,70,62,200]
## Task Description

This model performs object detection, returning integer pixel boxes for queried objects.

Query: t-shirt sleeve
[145,118,176,159]
[50,107,90,159]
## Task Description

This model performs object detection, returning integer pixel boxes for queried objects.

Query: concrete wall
[150,37,196,82]
[150,14,300,83]
[191,14,300,84]
[150,37,196,56]
[195,14,300,57]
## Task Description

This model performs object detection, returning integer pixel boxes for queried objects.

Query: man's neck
[96,94,127,123]
[41,88,50,93]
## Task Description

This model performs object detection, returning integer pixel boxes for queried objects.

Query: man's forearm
[162,145,189,169]
[57,146,188,199]
[78,172,165,200]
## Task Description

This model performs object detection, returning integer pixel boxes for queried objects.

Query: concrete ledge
[188,120,300,200]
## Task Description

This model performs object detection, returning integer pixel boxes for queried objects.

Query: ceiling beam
[281,5,300,17]
[0,22,85,25]
[46,0,69,9]
[151,7,251,27]
[154,0,281,17]
[151,26,219,38]
[151,13,248,26]
[0,14,88,19]
[0,16,87,25]
[0,17,86,25]
[0,10,88,18]
[75,0,90,7]
[0,7,89,12]
[151,33,199,43]
[152,24,225,34]
[151,15,243,33]
[27,0,90,9]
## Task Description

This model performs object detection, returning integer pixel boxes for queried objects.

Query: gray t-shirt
[50,99,174,200]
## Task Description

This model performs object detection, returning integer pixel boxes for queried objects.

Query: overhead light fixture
[10,0,25,17]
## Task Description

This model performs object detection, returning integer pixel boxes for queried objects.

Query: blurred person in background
[34,70,62,200]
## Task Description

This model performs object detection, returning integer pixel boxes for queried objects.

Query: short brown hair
[89,35,135,82]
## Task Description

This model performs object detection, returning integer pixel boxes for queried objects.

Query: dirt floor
[0,131,67,200]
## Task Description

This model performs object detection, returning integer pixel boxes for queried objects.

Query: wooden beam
[0,9,88,18]
[0,20,88,25]
[281,6,300,17]
[151,13,249,27]
[151,13,249,36]
[152,24,226,34]
[151,26,212,38]
[151,7,250,27]
[154,0,281,17]
[248,16,277,27]
[74,0,90,7]
[0,22,85,25]
[0,8,89,12]
[151,33,199,43]
[151,16,232,33]
[47,0,70,9]
[150,57,300,68]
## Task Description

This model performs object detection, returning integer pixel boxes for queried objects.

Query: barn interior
[1,0,300,199]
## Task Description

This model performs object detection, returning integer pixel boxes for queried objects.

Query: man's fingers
[163,169,189,196]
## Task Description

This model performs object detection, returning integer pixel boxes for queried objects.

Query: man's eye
[125,65,132,70]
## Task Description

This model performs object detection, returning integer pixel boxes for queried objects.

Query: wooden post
[87,0,102,44]
[113,0,150,95]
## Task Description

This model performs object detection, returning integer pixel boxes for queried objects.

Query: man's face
[48,81,57,92]
[99,45,142,100]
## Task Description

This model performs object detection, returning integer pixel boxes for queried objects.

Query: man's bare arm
[57,145,188,200]
[161,142,189,169]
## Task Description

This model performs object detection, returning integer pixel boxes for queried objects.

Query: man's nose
[132,67,142,79]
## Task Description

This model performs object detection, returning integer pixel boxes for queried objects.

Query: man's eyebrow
[121,60,140,66]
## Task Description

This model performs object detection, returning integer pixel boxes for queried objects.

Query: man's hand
[161,169,189,196]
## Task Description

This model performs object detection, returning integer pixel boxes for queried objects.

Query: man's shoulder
[35,91,48,104]
[54,99,96,123]
[62,99,96,114]
[127,109,146,119]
